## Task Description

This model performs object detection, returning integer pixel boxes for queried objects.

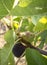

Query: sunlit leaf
[11,0,47,15]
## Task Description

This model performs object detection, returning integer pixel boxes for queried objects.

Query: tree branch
[21,38,47,55]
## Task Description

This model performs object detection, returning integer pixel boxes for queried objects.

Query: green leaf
[6,52,15,65]
[4,30,15,44]
[38,30,47,48]
[31,15,47,25]
[31,15,41,25]
[28,22,34,32]
[34,30,47,48]
[45,38,47,44]
[1,52,15,65]
[0,0,14,19]
[26,48,47,65]
[34,22,46,32]
[13,16,22,22]
[11,0,47,16]
[20,19,29,32]
[39,39,45,49]
[18,0,31,7]
[0,49,1,64]
[0,30,15,65]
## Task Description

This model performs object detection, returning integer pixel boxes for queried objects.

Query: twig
[21,38,47,55]
[15,52,25,65]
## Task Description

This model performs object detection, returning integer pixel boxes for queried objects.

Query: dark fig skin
[12,42,26,58]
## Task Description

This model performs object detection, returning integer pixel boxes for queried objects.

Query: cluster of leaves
[0,0,47,65]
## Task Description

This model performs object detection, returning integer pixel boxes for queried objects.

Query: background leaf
[0,0,14,19]
[11,0,47,16]
[0,30,15,65]
[26,48,47,65]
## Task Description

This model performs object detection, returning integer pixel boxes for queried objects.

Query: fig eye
[12,42,26,58]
